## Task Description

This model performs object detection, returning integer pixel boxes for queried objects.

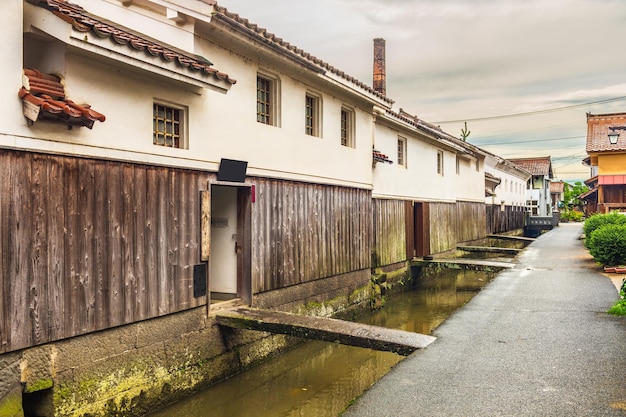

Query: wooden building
[582,112,626,214]
[0,1,523,415]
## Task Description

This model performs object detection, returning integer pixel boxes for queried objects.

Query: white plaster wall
[372,123,457,202]
[7,0,375,189]
[1,0,25,139]
[455,156,485,202]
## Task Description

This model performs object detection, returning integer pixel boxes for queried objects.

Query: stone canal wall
[1,270,373,416]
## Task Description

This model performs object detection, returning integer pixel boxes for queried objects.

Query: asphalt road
[343,223,626,417]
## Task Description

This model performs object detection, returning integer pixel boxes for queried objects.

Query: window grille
[153,103,181,148]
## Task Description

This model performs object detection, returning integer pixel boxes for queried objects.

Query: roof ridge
[214,4,393,105]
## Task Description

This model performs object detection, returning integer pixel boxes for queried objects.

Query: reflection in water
[150,269,494,417]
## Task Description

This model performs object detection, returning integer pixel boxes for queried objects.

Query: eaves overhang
[211,6,394,107]
[25,0,236,93]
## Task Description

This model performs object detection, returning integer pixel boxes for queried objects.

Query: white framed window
[153,102,186,148]
[437,150,444,176]
[305,93,321,137]
[397,136,407,167]
[340,106,355,148]
[257,72,280,126]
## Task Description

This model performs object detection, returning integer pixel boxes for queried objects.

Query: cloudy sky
[218,0,626,182]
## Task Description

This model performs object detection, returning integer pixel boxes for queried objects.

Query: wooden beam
[457,246,521,256]
[215,307,436,356]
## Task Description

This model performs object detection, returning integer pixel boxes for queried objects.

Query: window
[305,93,320,137]
[397,136,407,167]
[456,156,460,175]
[437,150,444,175]
[475,159,480,172]
[340,107,354,147]
[257,73,279,125]
[153,103,183,148]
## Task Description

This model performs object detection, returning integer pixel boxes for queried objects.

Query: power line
[434,96,626,124]
[470,135,585,146]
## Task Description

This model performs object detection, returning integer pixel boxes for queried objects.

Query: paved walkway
[344,223,626,417]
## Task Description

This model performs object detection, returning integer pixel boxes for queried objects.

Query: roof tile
[29,0,236,85]
[586,112,626,153]
[507,157,553,177]
[19,68,106,129]
[213,5,391,104]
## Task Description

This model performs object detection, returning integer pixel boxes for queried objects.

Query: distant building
[581,112,626,214]
[507,157,554,217]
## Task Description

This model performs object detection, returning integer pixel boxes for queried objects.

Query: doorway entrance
[209,184,252,304]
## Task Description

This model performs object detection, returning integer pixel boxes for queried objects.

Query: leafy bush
[560,209,583,222]
[583,212,626,248]
[608,279,626,316]
[587,224,626,266]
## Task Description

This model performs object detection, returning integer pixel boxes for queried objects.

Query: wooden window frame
[257,72,280,126]
[437,150,444,176]
[153,102,185,148]
[305,93,321,137]
[397,136,407,167]
[340,106,355,148]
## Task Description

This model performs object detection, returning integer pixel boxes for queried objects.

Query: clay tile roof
[506,157,553,177]
[586,112,626,153]
[213,5,392,104]
[19,68,106,129]
[28,0,236,86]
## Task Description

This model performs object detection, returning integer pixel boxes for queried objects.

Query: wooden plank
[412,258,515,271]
[31,154,48,345]
[487,234,535,242]
[215,307,436,356]
[200,189,211,261]
[93,162,109,329]
[457,245,521,255]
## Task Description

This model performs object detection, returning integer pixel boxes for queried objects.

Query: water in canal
[150,268,495,417]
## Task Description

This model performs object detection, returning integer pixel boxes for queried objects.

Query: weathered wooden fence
[429,201,486,254]
[0,150,209,353]
[372,199,406,267]
[251,179,372,293]
[485,205,525,234]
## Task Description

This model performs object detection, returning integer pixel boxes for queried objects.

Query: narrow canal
[150,268,496,417]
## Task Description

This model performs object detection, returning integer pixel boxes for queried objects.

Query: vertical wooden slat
[11,153,31,348]
[48,158,64,337]
[93,162,109,330]
[134,167,147,319]
[107,163,123,327]
[146,168,159,318]
[121,164,135,323]
[31,155,48,345]
[0,151,9,350]
[78,160,96,332]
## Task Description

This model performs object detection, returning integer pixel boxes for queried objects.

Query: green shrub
[560,209,583,222]
[588,224,626,266]
[583,212,626,248]
[608,280,626,316]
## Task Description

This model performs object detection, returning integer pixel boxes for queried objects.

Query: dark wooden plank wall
[372,199,406,267]
[486,205,526,234]
[0,150,207,354]
[456,201,486,242]
[251,179,372,293]
[429,201,486,253]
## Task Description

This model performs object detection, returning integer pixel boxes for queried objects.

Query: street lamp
[608,126,626,144]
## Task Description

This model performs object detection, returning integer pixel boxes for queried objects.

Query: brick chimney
[373,38,386,96]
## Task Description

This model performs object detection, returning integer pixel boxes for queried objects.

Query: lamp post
[608,126,626,144]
